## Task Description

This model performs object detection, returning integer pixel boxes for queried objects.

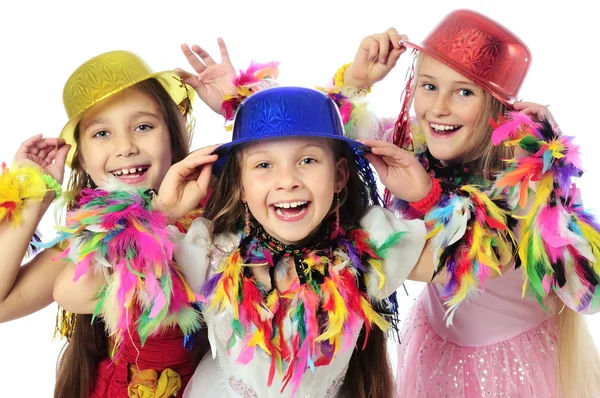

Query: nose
[431,93,451,118]
[114,132,139,158]
[275,164,302,191]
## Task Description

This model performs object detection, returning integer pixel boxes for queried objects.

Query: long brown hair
[54,78,200,398]
[204,139,394,398]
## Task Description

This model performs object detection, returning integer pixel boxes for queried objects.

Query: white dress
[172,206,426,398]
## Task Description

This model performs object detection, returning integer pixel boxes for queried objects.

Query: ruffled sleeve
[359,206,427,299]
[171,218,241,294]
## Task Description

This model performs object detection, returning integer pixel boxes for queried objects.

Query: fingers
[363,152,388,175]
[362,37,380,63]
[175,68,199,88]
[53,143,71,167]
[385,28,405,49]
[217,37,231,64]
[174,150,219,178]
[375,34,390,64]
[196,161,214,190]
[181,44,207,74]
[191,44,216,67]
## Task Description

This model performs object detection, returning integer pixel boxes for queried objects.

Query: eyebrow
[245,143,325,159]
[82,111,160,131]
[419,74,476,87]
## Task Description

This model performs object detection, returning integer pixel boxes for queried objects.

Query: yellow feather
[247,329,271,355]
[316,279,348,349]
[359,297,389,332]
[0,164,48,225]
[367,258,386,290]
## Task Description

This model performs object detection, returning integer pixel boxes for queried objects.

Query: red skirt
[89,328,197,398]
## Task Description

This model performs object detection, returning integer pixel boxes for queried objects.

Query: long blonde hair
[413,53,600,397]
[553,296,600,397]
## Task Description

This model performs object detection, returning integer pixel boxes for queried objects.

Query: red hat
[403,9,531,106]
[387,9,531,205]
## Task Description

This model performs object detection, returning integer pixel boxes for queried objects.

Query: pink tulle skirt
[396,298,558,397]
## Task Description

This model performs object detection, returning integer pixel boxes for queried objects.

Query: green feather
[372,231,407,259]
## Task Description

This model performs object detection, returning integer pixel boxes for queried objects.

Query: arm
[52,262,106,315]
[0,135,70,322]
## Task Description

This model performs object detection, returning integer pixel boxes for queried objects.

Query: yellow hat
[60,50,195,166]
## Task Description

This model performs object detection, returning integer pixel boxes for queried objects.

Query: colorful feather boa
[203,225,404,396]
[0,163,50,225]
[491,112,600,311]
[35,185,202,352]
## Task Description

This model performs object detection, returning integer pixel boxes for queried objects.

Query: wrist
[146,189,177,225]
[336,63,372,93]
[409,177,442,214]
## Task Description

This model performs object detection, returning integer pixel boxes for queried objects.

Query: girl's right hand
[178,38,236,116]
[12,134,70,184]
[343,28,409,89]
[156,144,220,219]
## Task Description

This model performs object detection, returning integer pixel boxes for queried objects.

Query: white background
[0,0,598,395]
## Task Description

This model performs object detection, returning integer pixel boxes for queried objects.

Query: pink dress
[397,268,559,397]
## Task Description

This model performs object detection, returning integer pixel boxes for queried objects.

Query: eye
[300,157,317,165]
[135,124,153,132]
[92,130,110,139]
[256,162,271,169]
[422,83,436,91]
[458,89,474,97]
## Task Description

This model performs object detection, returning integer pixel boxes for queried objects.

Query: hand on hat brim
[359,139,431,202]
[346,28,409,89]
[157,144,220,219]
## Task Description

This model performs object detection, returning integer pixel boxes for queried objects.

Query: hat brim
[210,133,371,174]
[401,40,515,108]
[60,69,195,167]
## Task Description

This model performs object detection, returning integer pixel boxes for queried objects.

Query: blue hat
[212,86,368,173]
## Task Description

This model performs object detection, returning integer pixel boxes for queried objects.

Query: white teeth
[274,201,307,208]
[431,123,460,131]
[112,166,148,176]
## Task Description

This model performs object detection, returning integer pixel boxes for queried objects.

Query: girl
[325,9,600,397]
[0,41,235,397]
[157,85,428,397]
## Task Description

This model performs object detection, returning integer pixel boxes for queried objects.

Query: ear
[334,158,349,193]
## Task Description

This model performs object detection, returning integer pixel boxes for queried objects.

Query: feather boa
[404,112,600,317]
[491,112,599,311]
[0,163,50,225]
[35,184,202,351]
[203,226,404,396]
[221,61,280,122]
[426,186,516,324]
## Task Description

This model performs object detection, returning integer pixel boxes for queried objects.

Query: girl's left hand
[361,140,431,202]
[156,145,220,219]
[513,101,558,127]
[179,38,236,116]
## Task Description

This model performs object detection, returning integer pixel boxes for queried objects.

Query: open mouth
[271,201,310,218]
[110,165,150,179]
[430,123,462,135]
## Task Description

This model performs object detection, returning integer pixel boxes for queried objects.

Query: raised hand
[513,101,558,127]
[12,134,70,183]
[179,38,236,115]
[156,144,220,218]
[343,28,409,89]
[361,139,431,202]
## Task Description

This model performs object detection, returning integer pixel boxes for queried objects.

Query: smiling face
[77,85,173,190]
[240,136,349,245]
[413,55,486,164]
